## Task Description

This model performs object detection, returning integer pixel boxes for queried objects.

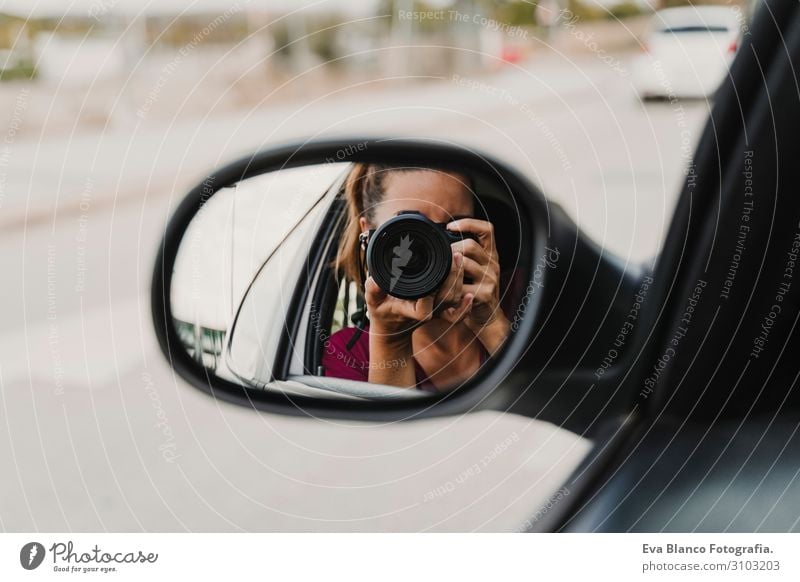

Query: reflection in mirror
[170,164,349,382]
[170,160,526,401]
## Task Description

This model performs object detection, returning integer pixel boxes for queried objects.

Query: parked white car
[633,6,742,100]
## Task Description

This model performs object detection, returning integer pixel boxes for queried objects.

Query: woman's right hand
[365,251,470,388]
[364,276,435,342]
[365,251,468,341]
[365,275,435,388]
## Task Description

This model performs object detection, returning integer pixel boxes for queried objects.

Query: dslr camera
[360,211,477,300]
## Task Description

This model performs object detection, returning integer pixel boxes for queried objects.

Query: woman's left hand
[443,218,510,354]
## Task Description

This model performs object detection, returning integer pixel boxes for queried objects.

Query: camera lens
[366,213,453,300]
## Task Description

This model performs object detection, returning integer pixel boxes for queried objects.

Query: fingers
[461,254,498,282]
[447,218,497,257]
[414,295,435,321]
[366,276,433,334]
[461,254,500,310]
[439,293,474,325]
[435,251,464,307]
[450,237,490,266]
[393,294,434,323]
[364,276,387,306]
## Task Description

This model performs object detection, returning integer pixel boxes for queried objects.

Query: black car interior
[544,0,800,533]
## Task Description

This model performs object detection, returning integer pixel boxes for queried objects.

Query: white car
[633,6,742,100]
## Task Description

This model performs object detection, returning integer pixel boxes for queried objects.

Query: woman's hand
[365,250,467,334]
[445,219,510,354]
[364,252,468,387]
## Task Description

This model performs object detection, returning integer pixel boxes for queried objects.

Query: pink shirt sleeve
[321,326,370,382]
[322,323,488,391]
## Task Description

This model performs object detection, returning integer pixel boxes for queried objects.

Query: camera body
[362,211,476,300]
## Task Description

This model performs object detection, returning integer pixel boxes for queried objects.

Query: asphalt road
[0,54,708,531]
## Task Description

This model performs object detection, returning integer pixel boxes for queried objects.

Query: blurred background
[0,0,757,532]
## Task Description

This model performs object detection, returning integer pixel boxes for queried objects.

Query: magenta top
[322,324,488,392]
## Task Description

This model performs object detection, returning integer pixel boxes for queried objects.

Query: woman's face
[359,170,474,231]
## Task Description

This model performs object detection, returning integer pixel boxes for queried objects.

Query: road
[0,54,708,531]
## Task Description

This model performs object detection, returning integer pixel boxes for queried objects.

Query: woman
[323,163,511,391]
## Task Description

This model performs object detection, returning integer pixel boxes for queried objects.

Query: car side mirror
[151,138,557,421]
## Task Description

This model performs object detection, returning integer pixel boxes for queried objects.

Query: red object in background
[501,45,522,64]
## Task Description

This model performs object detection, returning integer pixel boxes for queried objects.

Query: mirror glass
[170,160,527,400]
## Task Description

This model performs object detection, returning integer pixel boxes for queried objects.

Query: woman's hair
[334,163,404,290]
[334,163,474,291]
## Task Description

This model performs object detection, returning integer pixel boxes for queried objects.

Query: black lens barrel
[366,213,454,300]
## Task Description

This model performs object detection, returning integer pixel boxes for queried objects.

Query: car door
[559,0,800,532]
